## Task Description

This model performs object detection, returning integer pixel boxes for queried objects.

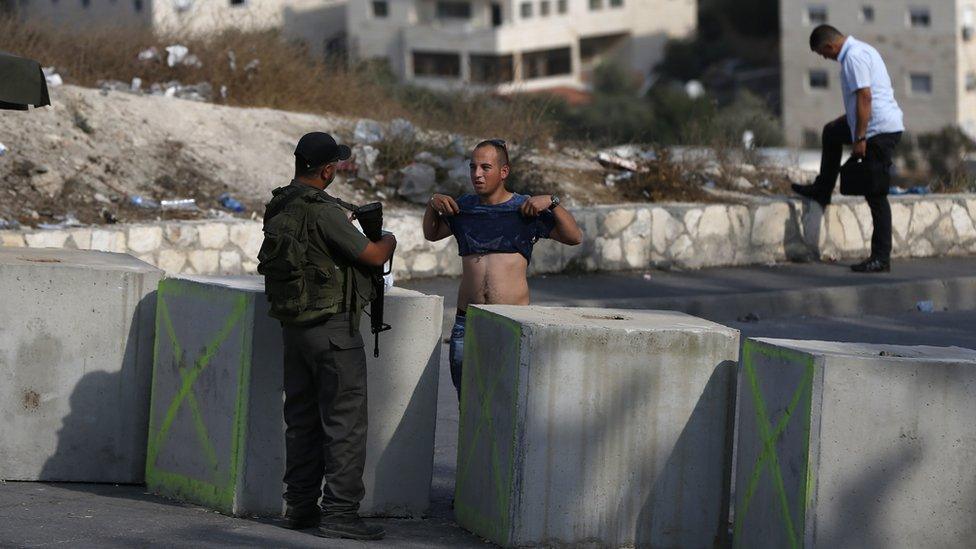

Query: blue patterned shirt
[446,193,556,261]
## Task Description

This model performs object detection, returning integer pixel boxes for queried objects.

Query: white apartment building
[781,0,976,146]
[346,0,697,92]
[8,0,345,53]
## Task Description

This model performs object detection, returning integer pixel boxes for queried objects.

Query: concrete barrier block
[456,305,740,547]
[733,338,976,548]
[0,248,162,482]
[145,276,442,517]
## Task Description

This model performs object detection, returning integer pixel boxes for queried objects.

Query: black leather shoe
[851,258,890,273]
[318,515,386,541]
[791,183,831,209]
[283,504,321,530]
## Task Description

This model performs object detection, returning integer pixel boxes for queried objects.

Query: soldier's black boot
[318,514,386,541]
[283,504,321,529]
[851,257,890,273]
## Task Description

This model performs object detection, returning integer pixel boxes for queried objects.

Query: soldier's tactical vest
[257,185,350,324]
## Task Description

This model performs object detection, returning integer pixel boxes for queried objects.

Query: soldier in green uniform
[258,132,396,541]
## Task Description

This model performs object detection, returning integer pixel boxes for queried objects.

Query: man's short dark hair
[295,156,329,178]
[474,139,510,167]
[810,24,844,50]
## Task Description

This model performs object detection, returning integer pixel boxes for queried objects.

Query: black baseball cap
[294,132,351,169]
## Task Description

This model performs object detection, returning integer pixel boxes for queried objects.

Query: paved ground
[0,349,483,549]
[403,256,976,337]
[3,258,976,548]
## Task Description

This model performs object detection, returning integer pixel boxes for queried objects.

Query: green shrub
[560,94,656,144]
[707,90,783,147]
[645,83,717,145]
[592,62,641,96]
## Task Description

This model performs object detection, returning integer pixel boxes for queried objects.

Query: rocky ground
[0,84,816,230]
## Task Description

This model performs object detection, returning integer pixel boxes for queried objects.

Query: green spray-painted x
[733,341,815,549]
[146,292,247,484]
[454,309,522,543]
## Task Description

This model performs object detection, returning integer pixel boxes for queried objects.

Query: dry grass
[617,149,718,203]
[0,16,555,146]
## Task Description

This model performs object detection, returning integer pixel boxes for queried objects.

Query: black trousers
[817,117,902,261]
[281,313,368,517]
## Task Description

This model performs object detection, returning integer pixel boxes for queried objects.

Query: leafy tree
[593,62,640,96]
[655,0,779,86]
[561,94,656,144]
[645,83,716,144]
[708,90,783,147]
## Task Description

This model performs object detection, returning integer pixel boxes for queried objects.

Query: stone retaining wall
[2,194,974,279]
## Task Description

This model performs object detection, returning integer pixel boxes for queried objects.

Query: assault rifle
[353,202,393,357]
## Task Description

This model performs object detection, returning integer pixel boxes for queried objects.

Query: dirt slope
[0,85,362,227]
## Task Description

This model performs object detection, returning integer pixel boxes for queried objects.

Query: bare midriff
[457,252,530,312]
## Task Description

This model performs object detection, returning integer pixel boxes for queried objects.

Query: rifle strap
[346,264,359,337]
[263,185,306,222]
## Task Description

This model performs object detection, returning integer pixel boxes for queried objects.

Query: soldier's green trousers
[281,312,368,517]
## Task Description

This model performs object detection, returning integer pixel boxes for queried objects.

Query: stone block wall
[0,221,265,276]
[1,194,975,279]
[808,195,976,261]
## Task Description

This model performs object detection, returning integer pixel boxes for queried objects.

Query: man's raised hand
[429,194,460,216]
[520,195,552,217]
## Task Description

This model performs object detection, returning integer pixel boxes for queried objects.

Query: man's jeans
[448,314,465,400]
[816,117,902,261]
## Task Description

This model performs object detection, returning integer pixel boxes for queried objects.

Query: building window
[523,47,572,79]
[413,51,461,78]
[909,73,932,94]
[520,1,532,18]
[966,72,976,92]
[609,0,623,6]
[908,7,931,28]
[860,6,874,23]
[808,69,829,89]
[491,2,502,26]
[133,0,142,11]
[229,0,245,5]
[372,1,388,17]
[557,0,567,13]
[540,0,550,16]
[806,5,827,25]
[436,1,471,19]
[82,0,90,7]
[470,54,514,84]
[589,0,602,10]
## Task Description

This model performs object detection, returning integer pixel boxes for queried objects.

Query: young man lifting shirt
[422,139,583,399]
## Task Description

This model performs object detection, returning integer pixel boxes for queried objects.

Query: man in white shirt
[792,24,905,273]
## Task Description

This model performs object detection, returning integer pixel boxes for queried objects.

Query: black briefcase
[840,156,890,196]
